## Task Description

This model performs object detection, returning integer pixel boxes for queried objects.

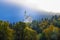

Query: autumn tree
[0,20,14,40]
[43,24,59,40]
[13,22,26,40]
[24,27,38,40]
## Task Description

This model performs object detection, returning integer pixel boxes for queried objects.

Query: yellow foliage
[58,18,60,20]
[25,27,35,32]
[49,25,54,31]
[6,27,15,40]
[43,24,59,39]
[40,21,48,26]
[43,24,59,33]
[24,27,38,40]
[39,21,48,30]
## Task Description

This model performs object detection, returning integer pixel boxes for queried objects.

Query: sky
[0,0,60,23]
[1,0,60,13]
[0,2,41,23]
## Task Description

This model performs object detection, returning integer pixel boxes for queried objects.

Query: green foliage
[0,15,60,40]
[13,22,26,40]
[38,33,47,40]
[43,24,59,40]
[31,20,41,33]
[0,21,14,40]
[24,27,38,40]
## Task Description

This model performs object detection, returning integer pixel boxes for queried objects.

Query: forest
[0,15,60,40]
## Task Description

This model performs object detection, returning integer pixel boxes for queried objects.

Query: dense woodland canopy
[0,15,60,40]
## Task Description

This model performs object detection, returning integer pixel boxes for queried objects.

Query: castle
[24,10,32,23]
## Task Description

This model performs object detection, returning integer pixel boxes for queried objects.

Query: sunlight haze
[1,0,60,13]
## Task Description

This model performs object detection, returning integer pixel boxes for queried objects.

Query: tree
[24,27,38,40]
[31,20,41,33]
[0,21,14,40]
[39,20,49,31]
[38,33,47,40]
[43,24,59,40]
[13,22,26,40]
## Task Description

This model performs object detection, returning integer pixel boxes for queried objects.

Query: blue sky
[0,1,54,23]
[0,2,24,23]
[0,2,44,22]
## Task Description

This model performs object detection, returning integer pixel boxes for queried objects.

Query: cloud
[1,0,60,13]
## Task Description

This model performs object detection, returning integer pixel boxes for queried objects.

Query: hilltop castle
[24,10,32,23]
